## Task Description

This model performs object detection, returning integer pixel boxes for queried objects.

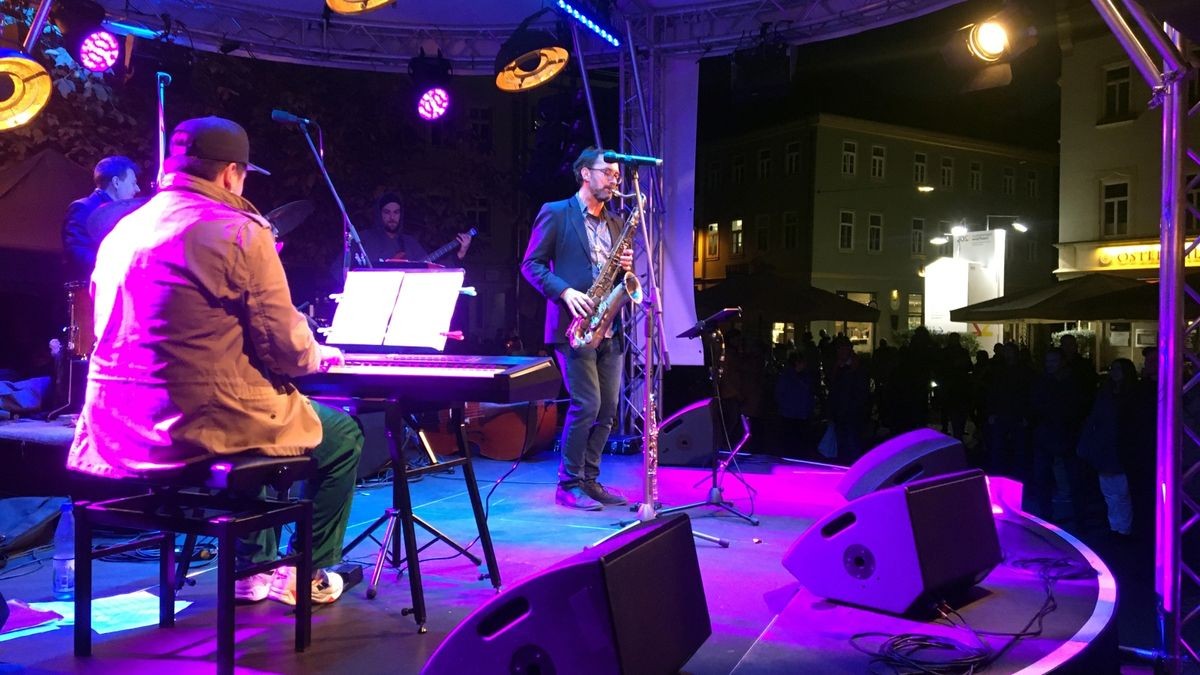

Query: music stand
[326,269,501,633]
[657,307,760,526]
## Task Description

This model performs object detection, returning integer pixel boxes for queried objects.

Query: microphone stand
[293,120,371,285]
[590,164,729,550]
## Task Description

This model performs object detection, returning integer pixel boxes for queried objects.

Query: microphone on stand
[602,151,663,167]
[271,109,313,126]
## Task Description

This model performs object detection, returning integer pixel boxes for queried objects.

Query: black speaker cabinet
[658,399,715,467]
[837,428,967,501]
[783,470,1001,617]
[423,514,712,675]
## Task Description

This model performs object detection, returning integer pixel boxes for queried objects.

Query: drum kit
[64,198,315,358]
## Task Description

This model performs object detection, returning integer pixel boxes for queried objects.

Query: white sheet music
[326,269,464,351]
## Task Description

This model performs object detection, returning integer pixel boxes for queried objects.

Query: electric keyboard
[297,353,561,404]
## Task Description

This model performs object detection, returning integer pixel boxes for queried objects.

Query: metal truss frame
[97,0,962,75]
[1090,1,1196,672]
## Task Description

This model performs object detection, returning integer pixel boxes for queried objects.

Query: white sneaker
[267,566,345,605]
[233,572,273,603]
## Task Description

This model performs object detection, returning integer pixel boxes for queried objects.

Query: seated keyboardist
[66,116,363,606]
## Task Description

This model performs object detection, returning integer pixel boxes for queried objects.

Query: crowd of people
[718,325,1158,539]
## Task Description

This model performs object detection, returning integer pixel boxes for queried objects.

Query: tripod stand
[658,308,759,526]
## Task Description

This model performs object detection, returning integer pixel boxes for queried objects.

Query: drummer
[62,156,141,283]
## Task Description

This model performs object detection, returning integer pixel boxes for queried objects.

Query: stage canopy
[697,273,881,323]
[948,273,1160,323]
[95,0,966,74]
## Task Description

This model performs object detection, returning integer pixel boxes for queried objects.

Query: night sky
[699,0,1072,152]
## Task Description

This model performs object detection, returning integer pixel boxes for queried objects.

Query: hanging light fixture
[410,49,452,121]
[1,0,54,131]
[495,10,569,93]
[54,0,121,73]
[0,50,52,131]
[325,0,392,15]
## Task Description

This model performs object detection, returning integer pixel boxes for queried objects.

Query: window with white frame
[839,211,855,251]
[1026,170,1039,198]
[940,157,954,189]
[969,161,982,192]
[908,293,924,329]
[1101,179,1130,237]
[731,155,745,185]
[465,197,491,234]
[706,222,720,258]
[782,211,799,249]
[841,141,857,176]
[469,107,493,152]
[870,146,886,180]
[913,152,927,185]
[755,214,771,250]
[868,213,883,253]
[731,219,745,255]
[911,218,925,256]
[1002,168,1015,195]
[785,142,800,175]
[757,149,771,179]
[1103,64,1132,120]
[938,220,952,256]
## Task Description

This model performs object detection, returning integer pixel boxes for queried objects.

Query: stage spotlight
[495,12,569,93]
[0,49,52,131]
[325,0,391,14]
[967,21,1008,62]
[943,5,1037,92]
[409,49,452,121]
[54,0,120,72]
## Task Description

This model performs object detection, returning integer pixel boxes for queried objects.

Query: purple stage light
[78,30,119,72]
[417,87,450,121]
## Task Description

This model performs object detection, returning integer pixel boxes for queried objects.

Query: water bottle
[52,501,75,601]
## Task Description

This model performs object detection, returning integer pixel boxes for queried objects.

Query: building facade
[1056,8,1200,363]
[695,113,1059,349]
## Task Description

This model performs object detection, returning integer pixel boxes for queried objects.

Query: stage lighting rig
[410,49,452,121]
[553,0,620,47]
[1,0,53,131]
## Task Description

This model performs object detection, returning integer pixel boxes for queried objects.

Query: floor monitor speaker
[838,428,967,500]
[783,470,1001,616]
[423,514,711,675]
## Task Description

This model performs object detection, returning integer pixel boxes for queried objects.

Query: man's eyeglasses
[586,166,621,181]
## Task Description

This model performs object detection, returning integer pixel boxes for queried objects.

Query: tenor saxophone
[566,197,644,349]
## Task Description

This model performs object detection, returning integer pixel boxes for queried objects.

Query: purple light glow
[78,30,120,72]
[416,87,450,121]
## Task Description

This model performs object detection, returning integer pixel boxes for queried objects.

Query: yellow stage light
[495,31,569,92]
[967,21,1009,62]
[0,50,52,131]
[325,0,391,15]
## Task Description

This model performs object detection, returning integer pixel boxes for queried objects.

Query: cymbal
[85,196,151,242]
[264,199,314,237]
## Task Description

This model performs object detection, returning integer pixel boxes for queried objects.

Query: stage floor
[0,436,1117,674]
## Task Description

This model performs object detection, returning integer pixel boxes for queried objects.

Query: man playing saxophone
[521,147,634,511]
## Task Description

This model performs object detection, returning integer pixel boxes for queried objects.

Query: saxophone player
[521,147,634,511]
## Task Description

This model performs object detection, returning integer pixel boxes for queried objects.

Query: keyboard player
[68,116,364,606]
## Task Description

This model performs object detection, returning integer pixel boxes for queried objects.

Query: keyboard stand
[341,405,501,632]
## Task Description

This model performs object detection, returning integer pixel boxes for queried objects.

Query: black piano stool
[73,454,315,675]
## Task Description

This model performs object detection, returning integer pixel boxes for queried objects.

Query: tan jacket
[68,173,322,477]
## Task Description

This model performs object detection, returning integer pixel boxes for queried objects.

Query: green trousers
[238,400,363,569]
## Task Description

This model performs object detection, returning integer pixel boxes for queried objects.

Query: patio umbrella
[949,273,1149,322]
[696,273,880,323]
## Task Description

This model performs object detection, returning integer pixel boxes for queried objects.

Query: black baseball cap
[166,116,270,175]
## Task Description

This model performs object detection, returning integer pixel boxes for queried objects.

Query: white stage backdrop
[660,55,703,366]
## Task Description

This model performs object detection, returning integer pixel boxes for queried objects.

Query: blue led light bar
[555,0,620,48]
